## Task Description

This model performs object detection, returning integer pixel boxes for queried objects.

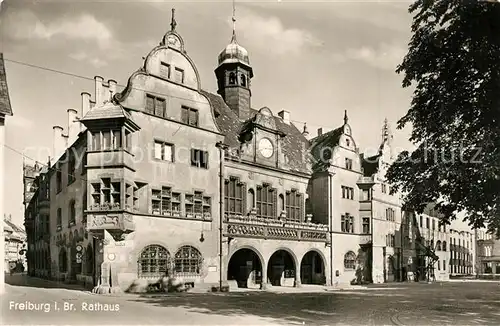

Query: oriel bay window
[90,178,121,210]
[256,184,276,219]
[152,186,181,217]
[90,129,129,151]
[224,177,245,216]
[285,190,303,222]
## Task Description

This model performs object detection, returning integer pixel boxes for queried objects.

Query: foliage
[387,0,500,236]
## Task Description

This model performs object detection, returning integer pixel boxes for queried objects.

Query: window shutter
[273,189,278,218]
[299,193,304,222]
[241,182,247,215]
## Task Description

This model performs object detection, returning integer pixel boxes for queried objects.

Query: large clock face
[258,138,274,158]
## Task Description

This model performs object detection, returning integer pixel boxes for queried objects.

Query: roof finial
[344,109,348,125]
[382,117,390,141]
[231,0,237,42]
[302,122,309,136]
[170,8,177,31]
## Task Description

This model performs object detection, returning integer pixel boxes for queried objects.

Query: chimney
[52,126,65,159]
[108,79,117,101]
[317,128,323,137]
[80,92,91,133]
[94,76,104,106]
[67,109,79,144]
[278,110,290,125]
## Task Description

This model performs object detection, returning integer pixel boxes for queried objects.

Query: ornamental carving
[301,231,328,240]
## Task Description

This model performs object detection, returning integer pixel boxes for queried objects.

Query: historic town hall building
[24,10,479,292]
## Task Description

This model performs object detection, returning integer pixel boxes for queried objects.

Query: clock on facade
[258,138,274,158]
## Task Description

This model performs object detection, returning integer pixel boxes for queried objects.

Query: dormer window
[174,67,184,84]
[229,72,236,85]
[160,62,171,79]
[240,74,246,87]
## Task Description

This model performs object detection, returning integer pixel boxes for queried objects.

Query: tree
[387,0,500,236]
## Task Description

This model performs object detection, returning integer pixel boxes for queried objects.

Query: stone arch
[228,247,264,289]
[300,249,326,285]
[267,248,298,287]
[138,244,171,279]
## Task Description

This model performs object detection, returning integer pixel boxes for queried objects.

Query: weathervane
[231,0,237,41]
[170,8,177,31]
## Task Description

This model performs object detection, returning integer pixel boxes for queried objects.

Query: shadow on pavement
[5,273,90,292]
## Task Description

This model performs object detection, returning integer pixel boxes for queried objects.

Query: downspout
[328,172,333,287]
[216,142,227,291]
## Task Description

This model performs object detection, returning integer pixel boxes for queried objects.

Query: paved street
[3,275,500,325]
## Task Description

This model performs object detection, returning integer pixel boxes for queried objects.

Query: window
[69,200,76,225]
[138,245,170,278]
[160,62,171,79]
[174,67,185,84]
[341,186,354,200]
[361,189,371,201]
[362,217,370,234]
[240,74,246,87]
[386,234,395,247]
[248,189,256,211]
[432,219,435,230]
[386,208,396,222]
[426,217,430,229]
[184,191,210,218]
[225,177,245,215]
[443,260,446,271]
[68,153,76,184]
[90,178,121,210]
[344,251,356,270]
[345,158,353,170]
[341,214,354,233]
[91,130,122,151]
[145,94,166,117]
[154,141,174,162]
[346,139,350,147]
[125,130,132,152]
[191,149,208,169]
[181,106,199,126]
[285,190,303,222]
[57,208,62,228]
[229,72,236,85]
[419,216,423,227]
[256,184,276,219]
[437,260,440,271]
[151,187,181,216]
[174,246,202,275]
[381,184,387,193]
[56,168,62,193]
[436,241,442,251]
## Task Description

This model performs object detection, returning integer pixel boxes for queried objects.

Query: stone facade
[477,229,500,278]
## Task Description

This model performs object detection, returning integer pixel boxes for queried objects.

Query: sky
[0,0,422,227]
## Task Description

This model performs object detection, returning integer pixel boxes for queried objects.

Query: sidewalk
[4,273,91,292]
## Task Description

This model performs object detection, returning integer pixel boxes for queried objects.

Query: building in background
[1,52,14,293]
[449,227,475,277]
[4,214,27,272]
[476,229,500,278]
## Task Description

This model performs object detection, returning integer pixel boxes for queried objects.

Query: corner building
[39,14,331,292]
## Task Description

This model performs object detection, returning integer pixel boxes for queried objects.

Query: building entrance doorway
[227,248,262,288]
[301,251,326,285]
[268,250,295,286]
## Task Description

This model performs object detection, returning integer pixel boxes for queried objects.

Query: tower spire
[344,109,348,125]
[231,0,237,42]
[382,118,391,142]
[170,8,177,31]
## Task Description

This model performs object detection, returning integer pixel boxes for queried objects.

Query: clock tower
[215,9,253,121]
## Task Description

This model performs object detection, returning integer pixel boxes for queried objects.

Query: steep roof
[0,53,13,116]
[362,153,381,177]
[308,126,344,172]
[80,101,130,121]
[201,90,311,174]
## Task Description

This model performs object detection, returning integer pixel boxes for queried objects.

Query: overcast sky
[0,0,424,227]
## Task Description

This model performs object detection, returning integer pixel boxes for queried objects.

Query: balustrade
[225,214,329,242]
